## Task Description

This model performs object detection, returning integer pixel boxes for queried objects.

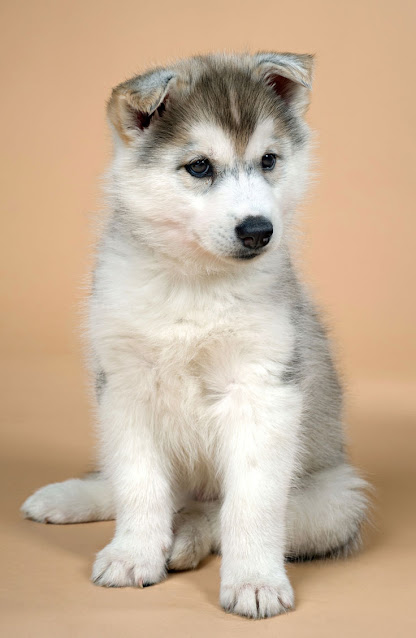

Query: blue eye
[186,159,213,178]
[261,154,277,170]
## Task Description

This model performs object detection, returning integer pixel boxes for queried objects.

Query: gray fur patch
[137,55,309,164]
[281,341,303,385]
[95,369,107,401]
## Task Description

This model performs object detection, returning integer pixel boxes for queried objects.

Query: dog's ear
[107,68,176,145]
[254,52,314,114]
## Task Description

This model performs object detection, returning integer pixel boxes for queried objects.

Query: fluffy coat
[22,52,368,619]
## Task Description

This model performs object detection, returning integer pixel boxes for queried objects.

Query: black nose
[235,216,273,249]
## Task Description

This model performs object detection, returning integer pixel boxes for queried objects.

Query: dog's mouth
[231,248,267,260]
[234,251,261,260]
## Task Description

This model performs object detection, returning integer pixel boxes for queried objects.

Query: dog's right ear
[107,69,176,145]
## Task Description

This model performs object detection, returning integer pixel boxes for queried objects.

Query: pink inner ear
[267,73,295,104]
[136,111,152,130]
[135,95,168,131]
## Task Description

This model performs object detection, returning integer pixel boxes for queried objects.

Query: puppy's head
[107,53,313,270]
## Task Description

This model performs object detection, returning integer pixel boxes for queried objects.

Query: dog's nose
[235,216,273,249]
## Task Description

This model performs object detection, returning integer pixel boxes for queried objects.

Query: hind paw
[168,506,213,570]
[21,483,78,524]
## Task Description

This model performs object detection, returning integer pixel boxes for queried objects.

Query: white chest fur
[89,239,296,482]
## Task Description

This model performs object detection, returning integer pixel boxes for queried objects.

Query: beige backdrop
[1,1,415,637]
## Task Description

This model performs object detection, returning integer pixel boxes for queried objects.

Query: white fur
[22,463,368,559]
[244,117,278,161]
[188,122,236,165]
[21,54,368,620]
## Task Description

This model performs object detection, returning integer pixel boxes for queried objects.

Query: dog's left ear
[107,68,177,145]
[254,52,314,115]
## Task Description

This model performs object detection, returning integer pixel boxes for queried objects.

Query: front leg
[219,380,302,618]
[92,371,173,588]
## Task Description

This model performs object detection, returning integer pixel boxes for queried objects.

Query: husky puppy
[22,53,368,619]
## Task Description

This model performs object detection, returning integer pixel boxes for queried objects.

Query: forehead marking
[244,118,277,163]
[187,122,236,165]
[228,87,241,126]
[186,117,278,166]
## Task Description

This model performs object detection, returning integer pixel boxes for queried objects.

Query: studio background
[1,1,415,636]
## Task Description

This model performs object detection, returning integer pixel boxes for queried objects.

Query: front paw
[220,573,294,619]
[92,538,167,588]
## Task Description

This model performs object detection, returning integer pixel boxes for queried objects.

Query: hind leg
[168,463,369,569]
[168,501,221,570]
[21,474,115,523]
[21,475,216,568]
